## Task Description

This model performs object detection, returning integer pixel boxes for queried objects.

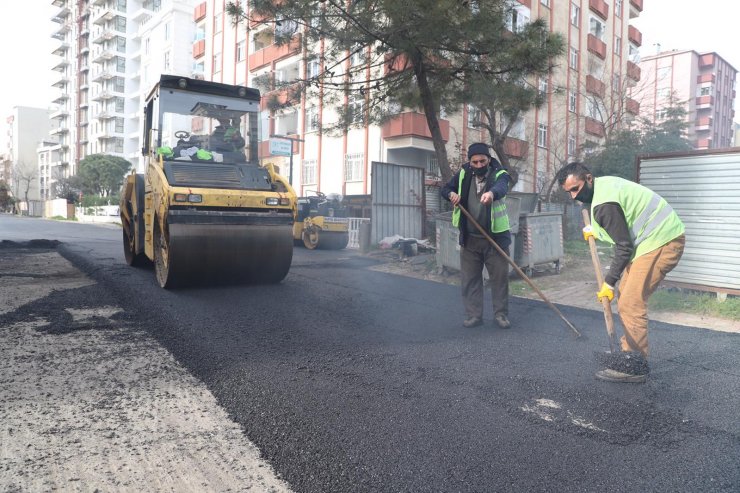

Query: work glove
[596,282,614,303]
[582,225,595,242]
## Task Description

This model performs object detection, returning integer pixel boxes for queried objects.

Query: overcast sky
[2,0,738,133]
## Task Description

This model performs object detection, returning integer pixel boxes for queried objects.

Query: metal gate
[370,161,424,244]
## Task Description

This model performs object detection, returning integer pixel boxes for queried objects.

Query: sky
[1,0,739,139]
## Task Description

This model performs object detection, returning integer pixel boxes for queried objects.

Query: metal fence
[347,217,370,249]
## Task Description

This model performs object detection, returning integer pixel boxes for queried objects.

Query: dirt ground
[0,245,292,492]
[369,246,739,334]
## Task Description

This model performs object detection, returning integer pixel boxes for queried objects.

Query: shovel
[581,209,620,352]
[457,204,581,338]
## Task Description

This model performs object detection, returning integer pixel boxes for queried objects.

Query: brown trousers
[617,235,685,357]
[460,235,509,320]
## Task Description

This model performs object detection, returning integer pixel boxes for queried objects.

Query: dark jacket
[440,160,511,248]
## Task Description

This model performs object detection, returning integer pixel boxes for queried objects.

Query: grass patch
[650,289,740,321]
[50,215,77,221]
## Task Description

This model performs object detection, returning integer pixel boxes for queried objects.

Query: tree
[227,0,564,182]
[11,160,37,212]
[0,180,14,212]
[52,175,84,204]
[76,154,132,197]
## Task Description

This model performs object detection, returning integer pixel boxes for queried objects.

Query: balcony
[586,75,606,98]
[384,53,411,75]
[697,73,715,84]
[629,0,643,18]
[695,95,714,108]
[53,93,69,105]
[248,34,302,70]
[194,2,207,22]
[52,21,71,39]
[52,0,67,6]
[91,0,106,5]
[50,108,69,120]
[628,25,642,46]
[587,34,606,60]
[52,76,69,88]
[192,39,205,58]
[627,60,641,81]
[585,117,605,137]
[52,42,69,56]
[50,126,70,135]
[699,53,715,68]
[92,27,115,44]
[381,111,450,142]
[92,8,116,25]
[695,138,712,149]
[92,91,114,102]
[97,111,116,120]
[92,49,115,63]
[625,97,639,115]
[53,59,69,71]
[695,116,713,131]
[503,137,529,159]
[92,69,114,82]
[131,6,153,22]
[589,0,609,20]
[51,6,71,23]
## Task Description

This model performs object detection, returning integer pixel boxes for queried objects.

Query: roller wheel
[122,207,147,267]
[303,227,320,250]
[153,220,177,288]
[319,232,349,250]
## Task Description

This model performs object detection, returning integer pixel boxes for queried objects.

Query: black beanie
[467,142,491,159]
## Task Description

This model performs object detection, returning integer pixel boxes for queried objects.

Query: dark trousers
[460,235,509,320]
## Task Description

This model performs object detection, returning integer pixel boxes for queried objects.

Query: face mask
[574,179,594,203]
[471,165,488,177]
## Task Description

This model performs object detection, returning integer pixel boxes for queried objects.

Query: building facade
[4,107,53,203]
[638,49,737,150]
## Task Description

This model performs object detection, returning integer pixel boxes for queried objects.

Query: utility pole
[269,134,304,186]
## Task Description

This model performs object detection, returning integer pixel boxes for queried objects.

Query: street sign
[269,138,292,156]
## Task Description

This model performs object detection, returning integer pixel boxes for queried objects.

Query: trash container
[514,212,563,277]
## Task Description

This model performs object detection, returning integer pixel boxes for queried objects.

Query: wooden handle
[581,209,619,352]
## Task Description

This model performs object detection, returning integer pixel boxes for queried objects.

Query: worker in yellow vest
[557,162,685,383]
[441,142,512,330]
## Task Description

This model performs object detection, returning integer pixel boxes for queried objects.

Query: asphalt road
[2,214,739,492]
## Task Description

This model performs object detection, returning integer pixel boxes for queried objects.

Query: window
[656,108,668,120]
[115,16,126,32]
[115,56,126,73]
[657,66,671,81]
[113,76,125,92]
[613,74,621,91]
[539,78,548,96]
[344,152,364,182]
[570,3,580,26]
[507,5,530,33]
[213,14,222,34]
[163,51,170,71]
[348,91,365,123]
[305,106,319,132]
[568,134,577,156]
[541,0,550,6]
[113,137,124,153]
[629,44,640,63]
[537,123,548,148]
[350,45,366,66]
[307,59,320,79]
[589,17,605,41]
[587,99,603,120]
[213,52,221,73]
[144,37,150,55]
[114,117,124,133]
[467,104,481,128]
[699,86,712,96]
[427,153,439,176]
[569,47,579,69]
[302,159,317,185]
[275,20,298,37]
[115,97,124,113]
[615,0,623,18]
[614,37,622,56]
[116,36,126,53]
[569,90,577,112]
[236,41,246,62]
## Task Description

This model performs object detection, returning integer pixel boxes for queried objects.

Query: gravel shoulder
[0,244,292,492]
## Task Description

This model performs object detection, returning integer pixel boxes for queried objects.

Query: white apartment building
[192,0,644,198]
[4,107,53,203]
[47,0,196,185]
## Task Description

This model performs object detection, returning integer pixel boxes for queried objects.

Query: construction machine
[293,191,350,250]
[120,75,296,288]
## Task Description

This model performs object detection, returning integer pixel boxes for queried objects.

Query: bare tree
[11,161,37,215]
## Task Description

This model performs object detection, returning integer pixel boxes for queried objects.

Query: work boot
[595,368,647,383]
[494,313,511,329]
[463,317,483,328]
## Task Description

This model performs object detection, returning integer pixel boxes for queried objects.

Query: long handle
[581,209,619,352]
[457,204,581,338]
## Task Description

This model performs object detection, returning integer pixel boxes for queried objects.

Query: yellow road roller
[120,75,296,288]
[293,191,350,250]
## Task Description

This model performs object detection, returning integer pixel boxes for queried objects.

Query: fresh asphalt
[2,214,738,492]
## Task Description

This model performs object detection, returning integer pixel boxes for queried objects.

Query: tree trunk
[412,53,452,183]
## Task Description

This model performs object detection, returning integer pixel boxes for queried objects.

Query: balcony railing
[695,138,712,149]
[695,116,712,130]
[695,95,714,108]
[381,111,450,142]
[585,117,605,137]
[628,25,642,46]
[194,2,207,22]
[699,53,715,68]
[503,137,528,159]
[587,34,606,60]
[249,34,302,70]
[627,61,641,81]
[192,39,205,58]
[586,75,606,98]
[625,98,639,115]
[696,73,715,84]
[589,0,609,20]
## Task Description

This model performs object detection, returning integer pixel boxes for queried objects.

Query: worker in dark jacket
[557,162,685,383]
[441,142,512,329]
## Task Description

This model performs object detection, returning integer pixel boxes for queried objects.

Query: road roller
[120,75,296,288]
[293,191,350,250]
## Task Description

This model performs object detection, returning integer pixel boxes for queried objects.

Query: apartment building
[191,0,644,196]
[638,50,737,150]
[4,107,53,203]
[47,0,196,184]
